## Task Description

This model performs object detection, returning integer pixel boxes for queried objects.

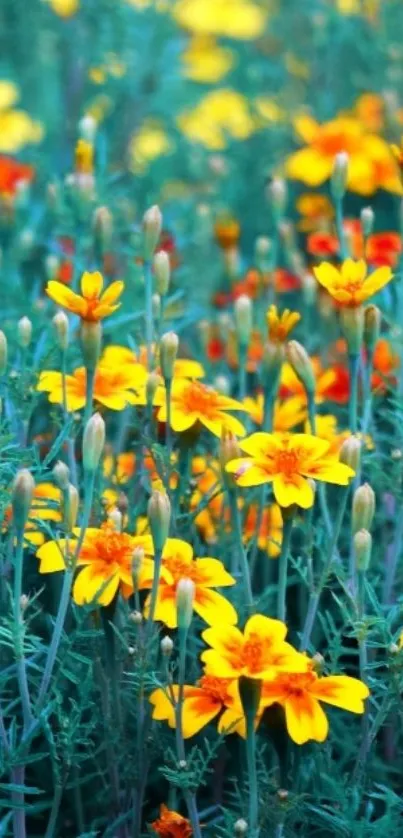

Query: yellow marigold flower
[267,305,301,343]
[103,451,136,484]
[177,89,254,150]
[173,0,268,39]
[150,675,240,738]
[157,378,246,437]
[391,137,403,170]
[254,97,285,126]
[37,362,146,412]
[49,0,79,16]
[181,36,234,83]
[140,536,237,627]
[129,121,173,174]
[75,139,93,174]
[36,524,153,606]
[46,271,123,321]
[3,482,61,547]
[244,394,307,431]
[313,258,393,307]
[101,344,205,380]
[286,114,401,196]
[295,193,334,232]
[260,668,369,745]
[201,614,306,680]
[0,109,43,153]
[0,81,19,111]
[226,431,355,508]
[307,415,373,456]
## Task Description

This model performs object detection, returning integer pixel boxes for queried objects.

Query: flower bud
[160,635,174,657]
[148,489,171,552]
[352,483,375,534]
[340,307,364,356]
[143,205,162,261]
[82,412,105,472]
[331,151,349,199]
[146,371,161,408]
[214,375,230,395]
[108,506,122,532]
[80,320,102,371]
[176,577,195,631]
[339,435,361,471]
[18,316,32,349]
[363,305,381,356]
[239,674,262,719]
[361,206,374,237]
[160,331,179,381]
[93,206,113,253]
[153,250,170,296]
[0,330,7,376]
[312,652,325,673]
[63,483,79,531]
[132,546,144,592]
[53,460,70,491]
[354,529,372,572]
[234,294,252,347]
[262,341,285,378]
[286,340,315,397]
[45,254,59,280]
[152,293,161,321]
[268,177,287,220]
[20,594,29,612]
[12,469,35,531]
[234,819,248,836]
[220,425,241,476]
[129,610,143,625]
[79,114,97,142]
[53,311,69,351]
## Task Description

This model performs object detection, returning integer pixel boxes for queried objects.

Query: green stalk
[83,366,95,428]
[144,259,153,370]
[13,528,33,732]
[276,511,294,622]
[348,354,360,434]
[165,377,173,471]
[145,549,162,643]
[238,343,248,401]
[228,486,253,611]
[335,197,348,260]
[174,628,203,838]
[307,394,332,537]
[245,712,259,838]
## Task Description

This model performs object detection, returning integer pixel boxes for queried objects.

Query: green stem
[44,784,63,838]
[165,377,173,471]
[308,395,332,537]
[144,259,153,370]
[348,354,360,434]
[84,366,95,427]
[228,487,254,611]
[357,570,367,681]
[335,197,348,260]
[245,705,260,838]
[145,549,162,643]
[276,512,294,622]
[13,528,33,732]
[174,628,202,838]
[238,343,248,401]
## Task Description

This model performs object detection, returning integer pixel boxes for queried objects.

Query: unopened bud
[220,425,241,475]
[361,206,374,237]
[160,332,179,381]
[331,151,349,199]
[108,506,122,532]
[354,529,372,572]
[82,412,105,472]
[79,114,97,142]
[148,489,171,552]
[214,375,230,395]
[262,341,285,378]
[286,340,315,397]
[234,819,248,836]
[152,293,161,321]
[20,594,29,612]
[160,635,174,656]
[80,321,102,371]
[0,331,7,375]
[129,610,143,625]
[18,317,32,349]
[53,460,70,491]
[146,371,161,408]
[277,789,289,801]
[364,305,381,355]
[312,652,325,673]
[153,250,170,296]
[340,307,364,356]
[46,254,60,280]
[12,469,35,531]
[53,311,69,351]
[132,546,144,592]
[339,435,361,471]
[176,577,195,631]
[93,206,113,252]
[352,483,375,534]
[268,177,287,220]
[143,205,162,261]
[302,272,317,306]
[63,483,79,531]
[234,294,252,347]
[255,235,271,258]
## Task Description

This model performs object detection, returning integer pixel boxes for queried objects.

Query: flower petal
[285,693,329,744]
[81,271,103,299]
[46,282,87,316]
[194,588,238,626]
[309,674,369,712]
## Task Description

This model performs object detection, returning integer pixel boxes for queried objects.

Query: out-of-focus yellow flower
[173,0,268,39]
[181,36,234,83]
[286,114,401,196]
[355,93,385,133]
[0,81,43,153]
[313,259,393,307]
[254,97,285,126]
[48,0,79,16]
[267,306,300,344]
[0,81,19,111]
[296,193,334,232]
[337,0,360,14]
[129,122,173,173]
[244,394,307,431]
[177,89,254,150]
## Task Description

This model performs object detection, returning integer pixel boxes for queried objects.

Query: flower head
[313,259,393,307]
[157,378,246,438]
[201,614,306,680]
[260,669,369,745]
[150,675,239,738]
[226,431,354,508]
[266,305,300,343]
[38,362,147,412]
[3,481,61,547]
[46,271,124,321]
[151,804,192,837]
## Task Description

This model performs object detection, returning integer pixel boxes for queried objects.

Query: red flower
[307,231,339,258]
[367,232,401,268]
[0,156,34,197]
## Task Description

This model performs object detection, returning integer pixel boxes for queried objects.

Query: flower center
[198,675,233,703]
[241,632,273,674]
[181,381,219,416]
[272,671,317,696]
[88,529,134,568]
[273,448,301,478]
[162,552,202,586]
[314,129,360,157]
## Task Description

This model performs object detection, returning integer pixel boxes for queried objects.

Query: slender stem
[165,377,173,470]
[245,710,259,838]
[11,764,26,838]
[276,512,294,622]
[335,197,348,260]
[61,350,78,486]
[13,528,33,731]
[144,259,153,370]
[357,570,367,681]
[300,486,349,650]
[348,354,360,434]
[175,629,202,838]
[307,396,332,537]
[238,343,247,401]
[145,550,162,642]
[228,487,253,610]
[44,784,63,838]
[83,366,95,427]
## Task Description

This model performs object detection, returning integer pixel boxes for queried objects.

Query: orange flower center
[268,670,317,696]
[198,675,233,703]
[83,527,134,569]
[241,632,275,674]
[314,129,360,158]
[180,381,220,417]
[273,448,301,478]
[162,552,203,586]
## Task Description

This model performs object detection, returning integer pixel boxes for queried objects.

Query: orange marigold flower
[372,337,399,391]
[0,155,34,197]
[267,305,300,343]
[226,328,263,372]
[157,378,246,437]
[214,217,240,250]
[307,231,339,258]
[201,614,306,680]
[37,362,147,412]
[36,524,152,606]
[260,668,369,745]
[151,805,192,838]
[313,258,393,307]
[140,537,237,627]
[296,192,334,232]
[150,674,240,738]
[355,92,385,133]
[226,431,354,508]
[243,502,283,557]
[366,232,401,269]
[46,271,124,321]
